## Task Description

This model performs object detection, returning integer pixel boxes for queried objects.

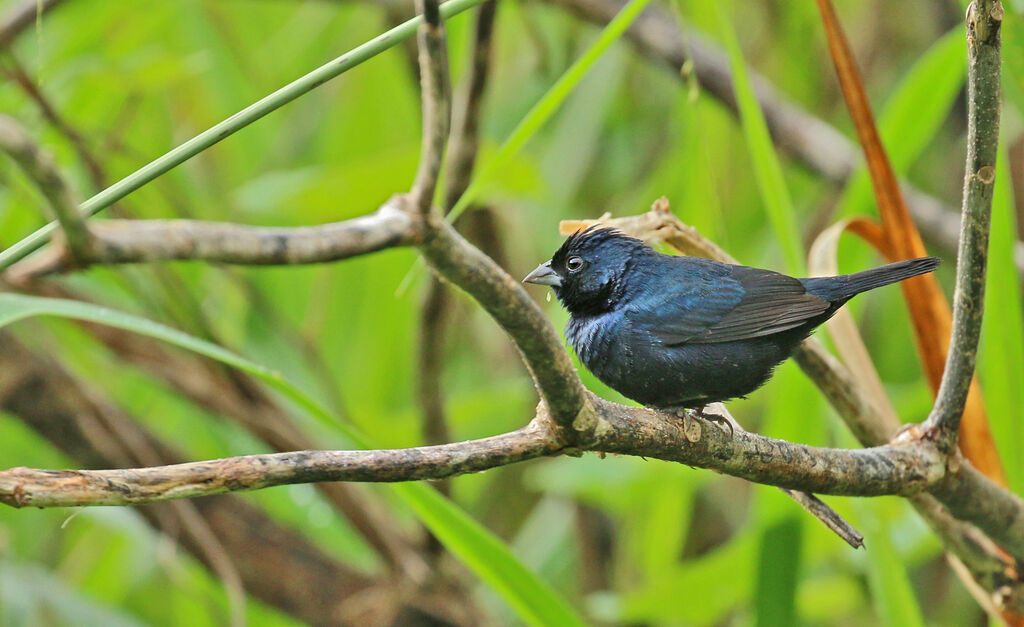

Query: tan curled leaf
[808,218,902,433]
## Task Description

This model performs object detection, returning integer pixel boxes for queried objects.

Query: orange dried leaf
[814,0,1005,485]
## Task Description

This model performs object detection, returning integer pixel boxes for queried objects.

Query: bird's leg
[694,405,739,439]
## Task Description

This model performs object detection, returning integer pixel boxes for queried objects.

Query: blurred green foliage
[1,0,1022,625]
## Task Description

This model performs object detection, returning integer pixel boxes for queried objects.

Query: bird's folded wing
[643,266,830,346]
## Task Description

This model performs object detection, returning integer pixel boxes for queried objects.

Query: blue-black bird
[523,227,939,414]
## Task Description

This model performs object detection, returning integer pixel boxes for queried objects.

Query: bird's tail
[802,256,940,301]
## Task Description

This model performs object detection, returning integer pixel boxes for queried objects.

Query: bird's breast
[565,314,624,372]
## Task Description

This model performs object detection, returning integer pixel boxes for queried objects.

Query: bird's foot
[674,408,703,442]
[694,405,740,439]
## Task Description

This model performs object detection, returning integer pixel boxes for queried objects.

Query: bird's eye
[566,256,584,272]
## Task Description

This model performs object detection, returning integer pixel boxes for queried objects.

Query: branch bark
[0,395,949,508]
[414,212,590,436]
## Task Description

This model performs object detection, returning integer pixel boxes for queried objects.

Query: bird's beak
[523,260,562,287]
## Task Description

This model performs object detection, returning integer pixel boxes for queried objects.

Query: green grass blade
[979,146,1024,492]
[445,0,654,223]
[394,483,585,627]
[755,364,814,626]
[836,29,964,218]
[1001,10,1024,118]
[0,0,489,272]
[0,293,585,627]
[755,515,802,627]
[711,2,804,274]
[855,501,925,627]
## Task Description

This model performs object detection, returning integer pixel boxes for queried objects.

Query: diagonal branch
[444,0,497,210]
[414,212,590,437]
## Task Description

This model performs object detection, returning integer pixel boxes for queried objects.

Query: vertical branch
[409,0,452,215]
[409,0,456,552]
[0,115,93,261]
[418,1,498,455]
[925,0,1003,448]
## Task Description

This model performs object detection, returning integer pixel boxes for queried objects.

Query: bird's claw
[675,408,702,442]
[694,406,738,439]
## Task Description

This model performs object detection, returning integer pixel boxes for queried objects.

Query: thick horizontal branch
[0,396,948,509]
[6,202,418,279]
[0,420,560,507]
[587,398,945,496]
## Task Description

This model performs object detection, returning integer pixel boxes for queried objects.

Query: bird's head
[523,226,649,316]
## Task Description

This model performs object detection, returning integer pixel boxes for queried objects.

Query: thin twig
[779,488,863,549]
[418,282,453,450]
[0,54,107,187]
[924,0,1003,449]
[0,115,93,260]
